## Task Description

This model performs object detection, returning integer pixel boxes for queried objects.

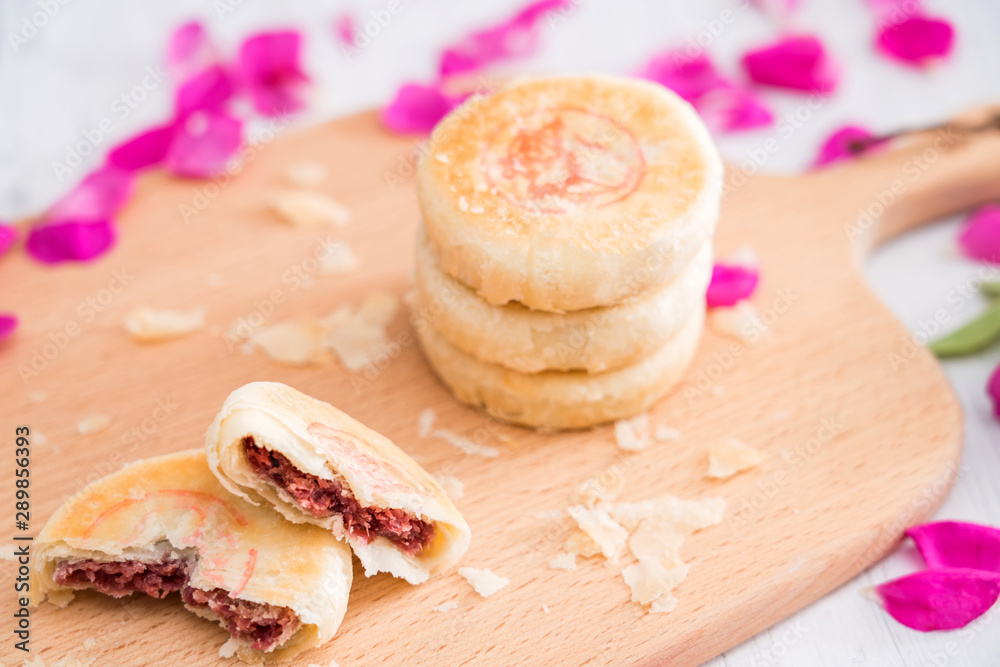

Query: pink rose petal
[333,12,357,48]
[0,225,18,257]
[438,0,569,78]
[989,362,1000,418]
[107,125,176,172]
[168,21,215,79]
[164,111,243,179]
[706,263,760,307]
[957,204,1000,264]
[26,219,116,264]
[238,30,310,117]
[48,165,135,221]
[876,15,955,67]
[907,522,1000,574]
[638,50,773,133]
[813,124,877,167]
[874,568,1000,631]
[741,34,839,93]
[176,65,235,117]
[0,313,17,342]
[381,83,458,134]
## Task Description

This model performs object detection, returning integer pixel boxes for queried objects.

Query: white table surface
[2,1,999,665]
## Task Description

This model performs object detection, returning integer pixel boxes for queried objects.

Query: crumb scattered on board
[77,414,112,436]
[124,306,206,342]
[417,408,436,437]
[706,438,764,479]
[614,413,651,451]
[432,600,459,613]
[284,161,329,187]
[709,301,761,343]
[269,190,351,228]
[560,494,725,614]
[653,425,681,441]
[319,241,359,276]
[548,552,577,571]
[431,429,500,459]
[246,291,398,371]
[458,567,510,598]
[542,604,550,614]
[432,473,465,500]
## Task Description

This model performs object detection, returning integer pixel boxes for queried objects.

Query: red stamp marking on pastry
[481,107,646,215]
[230,549,258,597]
[307,422,410,494]
[82,490,248,539]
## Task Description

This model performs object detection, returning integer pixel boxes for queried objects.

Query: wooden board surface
[4,109,1000,666]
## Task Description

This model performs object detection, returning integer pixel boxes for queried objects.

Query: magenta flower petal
[26,219,116,264]
[957,204,1000,264]
[813,125,876,167]
[381,83,457,134]
[907,522,1000,574]
[48,165,135,221]
[333,12,357,48]
[107,124,176,172]
[700,86,774,132]
[877,15,954,67]
[238,30,310,117]
[0,313,17,342]
[706,263,760,307]
[874,568,1000,631]
[164,111,243,179]
[990,363,1000,418]
[176,65,235,117]
[438,0,570,78]
[0,225,18,257]
[741,34,839,93]
[168,21,215,78]
[637,51,729,103]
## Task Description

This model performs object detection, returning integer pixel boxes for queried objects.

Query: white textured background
[2,1,999,665]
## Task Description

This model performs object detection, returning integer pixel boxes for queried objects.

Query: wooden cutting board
[4,107,1000,667]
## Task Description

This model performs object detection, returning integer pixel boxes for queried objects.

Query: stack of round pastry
[411,75,722,430]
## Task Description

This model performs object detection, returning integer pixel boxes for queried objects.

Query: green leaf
[980,280,1000,298]
[930,301,1000,358]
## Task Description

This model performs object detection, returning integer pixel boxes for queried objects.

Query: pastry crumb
[653,424,681,442]
[251,318,329,366]
[418,408,436,437]
[432,600,459,612]
[458,567,510,597]
[566,505,628,562]
[82,638,96,649]
[125,306,206,342]
[269,190,351,228]
[318,241,359,276]
[77,414,112,436]
[219,637,239,658]
[431,429,500,459]
[614,413,651,452]
[706,438,764,479]
[563,530,602,558]
[548,552,577,571]
[284,161,328,187]
[542,604,550,614]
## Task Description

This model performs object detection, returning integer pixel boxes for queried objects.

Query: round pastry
[414,306,705,430]
[413,225,712,373]
[416,74,722,312]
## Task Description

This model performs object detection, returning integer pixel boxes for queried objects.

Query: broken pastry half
[32,450,352,664]
[206,381,471,584]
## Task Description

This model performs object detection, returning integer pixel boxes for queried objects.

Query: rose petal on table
[333,11,357,48]
[957,204,1000,263]
[989,362,1000,418]
[699,85,774,132]
[107,124,176,172]
[176,64,235,117]
[238,30,310,117]
[872,568,1000,631]
[0,313,17,342]
[813,124,876,166]
[48,165,135,220]
[907,522,1000,574]
[0,225,18,257]
[167,20,217,80]
[381,82,457,134]
[876,15,955,67]
[26,219,116,264]
[637,50,728,104]
[164,111,243,179]
[741,34,839,93]
[438,0,570,78]
[706,263,760,307]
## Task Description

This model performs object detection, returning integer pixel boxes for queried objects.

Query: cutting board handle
[811,105,1000,254]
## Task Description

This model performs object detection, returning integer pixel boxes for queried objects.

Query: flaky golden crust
[413,224,712,373]
[32,450,352,664]
[417,75,722,312]
[205,382,470,585]
[416,306,705,430]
